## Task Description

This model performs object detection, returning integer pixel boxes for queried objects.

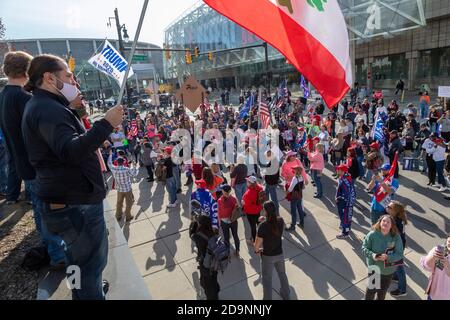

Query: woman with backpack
[242,176,265,243]
[286,165,305,231]
[254,201,290,300]
[190,215,220,300]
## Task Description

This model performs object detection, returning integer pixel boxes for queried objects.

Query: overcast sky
[1,0,199,46]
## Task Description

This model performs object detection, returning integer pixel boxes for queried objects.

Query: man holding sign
[22,54,124,300]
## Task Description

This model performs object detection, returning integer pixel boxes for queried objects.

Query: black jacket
[0,85,36,180]
[21,89,114,204]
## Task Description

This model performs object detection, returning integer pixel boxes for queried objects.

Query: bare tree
[0,17,7,77]
[0,17,5,39]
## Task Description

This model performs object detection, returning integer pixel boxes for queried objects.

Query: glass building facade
[165,0,450,93]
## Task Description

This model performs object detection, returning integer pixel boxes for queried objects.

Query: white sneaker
[439,187,448,192]
[167,203,177,208]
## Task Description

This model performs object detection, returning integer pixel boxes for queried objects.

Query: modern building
[164,0,450,95]
[0,38,164,100]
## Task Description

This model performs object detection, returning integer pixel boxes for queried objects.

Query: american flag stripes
[259,90,271,129]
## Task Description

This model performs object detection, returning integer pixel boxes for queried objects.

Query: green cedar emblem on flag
[278,0,327,13]
[307,0,327,12]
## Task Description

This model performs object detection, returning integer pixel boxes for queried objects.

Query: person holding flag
[367,153,400,225]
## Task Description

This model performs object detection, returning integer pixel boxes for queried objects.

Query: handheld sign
[438,86,450,98]
[88,40,134,86]
[175,76,207,113]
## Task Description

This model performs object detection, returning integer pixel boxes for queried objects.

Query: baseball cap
[381,164,391,171]
[369,142,380,149]
[195,179,207,189]
[389,130,398,135]
[335,164,349,172]
[285,150,297,157]
[221,184,232,193]
[246,176,257,184]
[164,146,173,154]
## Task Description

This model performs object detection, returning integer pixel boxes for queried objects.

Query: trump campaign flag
[375,152,399,203]
[203,0,352,108]
[88,40,134,86]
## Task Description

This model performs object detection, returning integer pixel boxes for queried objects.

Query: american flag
[259,90,271,129]
[128,120,138,139]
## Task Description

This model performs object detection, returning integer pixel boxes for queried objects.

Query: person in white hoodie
[426,138,448,192]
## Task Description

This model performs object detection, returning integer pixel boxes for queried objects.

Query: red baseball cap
[164,146,173,154]
[335,164,349,172]
[312,137,320,142]
[369,142,380,149]
[195,179,207,188]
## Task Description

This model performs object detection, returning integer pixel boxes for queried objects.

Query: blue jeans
[234,182,247,206]
[357,155,366,178]
[41,202,108,300]
[395,265,407,293]
[435,160,446,187]
[26,180,65,265]
[419,103,429,120]
[311,170,322,197]
[172,165,181,190]
[166,177,177,204]
[265,184,279,214]
[6,154,22,202]
[337,201,353,234]
[0,142,7,194]
[290,199,304,226]
[221,220,240,252]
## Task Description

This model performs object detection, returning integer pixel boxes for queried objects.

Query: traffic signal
[194,46,200,58]
[68,57,76,72]
[208,52,213,61]
[185,50,192,64]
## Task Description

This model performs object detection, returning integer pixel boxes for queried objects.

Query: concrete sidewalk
[104,164,449,300]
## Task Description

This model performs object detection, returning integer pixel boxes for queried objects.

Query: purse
[230,206,242,223]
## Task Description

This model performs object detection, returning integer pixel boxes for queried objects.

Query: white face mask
[53,76,80,102]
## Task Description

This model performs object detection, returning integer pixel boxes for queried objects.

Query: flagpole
[258,88,261,130]
[117,0,149,107]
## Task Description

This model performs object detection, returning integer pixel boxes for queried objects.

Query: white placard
[438,86,450,98]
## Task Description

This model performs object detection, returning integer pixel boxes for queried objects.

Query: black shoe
[102,279,110,295]
[285,225,295,231]
[297,223,304,229]
[6,200,18,205]
[390,289,406,297]
[177,188,182,194]
[445,196,450,200]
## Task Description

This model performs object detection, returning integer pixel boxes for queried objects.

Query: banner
[88,40,134,86]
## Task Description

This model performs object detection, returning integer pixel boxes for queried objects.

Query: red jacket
[242,183,263,215]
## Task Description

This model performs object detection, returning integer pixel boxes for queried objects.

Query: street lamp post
[109,8,132,114]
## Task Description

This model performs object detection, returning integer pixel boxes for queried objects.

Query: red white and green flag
[203,0,352,108]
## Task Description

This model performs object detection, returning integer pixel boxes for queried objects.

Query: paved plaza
[103,162,449,300]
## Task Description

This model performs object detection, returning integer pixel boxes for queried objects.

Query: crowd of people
[0,50,449,301]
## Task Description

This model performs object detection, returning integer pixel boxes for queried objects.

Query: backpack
[256,189,268,205]
[199,233,230,274]
[155,161,167,182]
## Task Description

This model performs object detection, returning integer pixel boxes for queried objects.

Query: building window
[372,53,407,81]
[418,47,450,78]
